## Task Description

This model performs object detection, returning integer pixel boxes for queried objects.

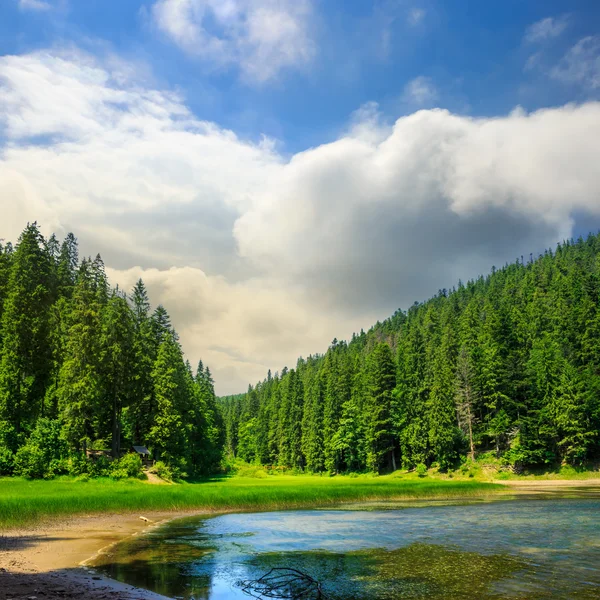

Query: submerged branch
[239,567,329,599]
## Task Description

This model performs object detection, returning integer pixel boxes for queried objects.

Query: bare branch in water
[239,567,330,599]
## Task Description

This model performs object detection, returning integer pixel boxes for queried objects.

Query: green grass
[0,474,502,530]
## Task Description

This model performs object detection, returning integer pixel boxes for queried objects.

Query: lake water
[92,495,600,599]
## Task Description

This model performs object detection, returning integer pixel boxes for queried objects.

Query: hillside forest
[221,233,600,473]
[1,223,600,478]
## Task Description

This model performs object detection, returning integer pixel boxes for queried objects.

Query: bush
[111,453,143,479]
[0,446,14,475]
[0,420,18,453]
[151,461,175,482]
[13,419,69,479]
[68,454,91,476]
[416,463,427,478]
[89,455,112,478]
[14,444,47,479]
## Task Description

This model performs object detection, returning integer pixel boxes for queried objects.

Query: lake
[92,494,600,599]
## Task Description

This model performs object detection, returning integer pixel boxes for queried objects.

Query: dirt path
[143,471,170,485]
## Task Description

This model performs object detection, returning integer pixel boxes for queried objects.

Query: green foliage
[14,444,47,479]
[110,453,143,479]
[152,461,174,481]
[0,224,223,480]
[416,463,427,478]
[0,446,14,475]
[12,418,67,478]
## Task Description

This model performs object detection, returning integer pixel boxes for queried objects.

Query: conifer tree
[0,224,53,434]
[365,343,396,472]
[57,258,104,452]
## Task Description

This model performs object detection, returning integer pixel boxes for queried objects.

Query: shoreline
[1,479,599,600]
[0,511,196,599]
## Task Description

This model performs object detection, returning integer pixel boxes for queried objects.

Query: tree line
[0,223,222,478]
[221,233,600,472]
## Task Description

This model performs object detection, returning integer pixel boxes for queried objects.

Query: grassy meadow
[0,473,502,530]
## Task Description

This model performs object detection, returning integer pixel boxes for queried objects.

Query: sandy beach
[1,479,599,600]
[0,512,193,599]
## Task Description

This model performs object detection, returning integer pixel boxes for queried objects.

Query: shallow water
[92,495,600,599]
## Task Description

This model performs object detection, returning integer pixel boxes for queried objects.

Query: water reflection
[92,497,600,599]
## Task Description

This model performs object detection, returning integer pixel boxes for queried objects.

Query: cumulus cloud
[106,265,368,393]
[551,36,600,90]
[2,48,600,393]
[234,104,600,314]
[0,48,281,271]
[525,16,569,44]
[149,0,316,83]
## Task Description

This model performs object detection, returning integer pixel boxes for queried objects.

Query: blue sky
[1,0,600,393]
[2,0,599,151]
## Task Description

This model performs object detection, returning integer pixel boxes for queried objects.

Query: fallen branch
[239,567,329,599]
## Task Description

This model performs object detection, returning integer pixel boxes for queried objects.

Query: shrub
[0,446,14,475]
[416,463,427,478]
[0,420,18,453]
[48,458,70,476]
[89,455,112,478]
[152,461,174,481]
[111,453,143,479]
[13,419,69,479]
[68,454,91,476]
[14,444,47,479]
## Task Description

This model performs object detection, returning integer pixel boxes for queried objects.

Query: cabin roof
[132,445,150,455]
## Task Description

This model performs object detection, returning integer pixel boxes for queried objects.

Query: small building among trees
[131,446,152,467]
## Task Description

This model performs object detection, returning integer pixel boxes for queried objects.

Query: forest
[1,223,600,480]
[0,223,222,479]
[221,233,600,473]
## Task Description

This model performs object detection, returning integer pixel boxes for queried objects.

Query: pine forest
[1,223,600,478]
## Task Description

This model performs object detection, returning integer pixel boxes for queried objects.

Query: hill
[220,233,600,472]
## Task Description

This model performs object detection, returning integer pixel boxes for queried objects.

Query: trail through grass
[0,475,502,529]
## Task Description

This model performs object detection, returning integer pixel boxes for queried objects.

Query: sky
[1,0,600,395]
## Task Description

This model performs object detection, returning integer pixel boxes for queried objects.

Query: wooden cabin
[132,445,152,467]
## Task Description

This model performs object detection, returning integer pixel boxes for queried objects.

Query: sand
[0,512,195,600]
[2,479,599,599]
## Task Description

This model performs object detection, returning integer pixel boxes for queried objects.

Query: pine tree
[148,332,188,466]
[365,343,396,473]
[0,224,53,434]
[126,280,158,446]
[57,258,104,452]
[100,291,134,457]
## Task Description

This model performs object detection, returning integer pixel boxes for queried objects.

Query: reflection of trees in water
[240,567,329,599]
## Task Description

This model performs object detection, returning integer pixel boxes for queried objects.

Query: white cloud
[402,75,438,106]
[106,265,365,393]
[551,36,600,90]
[149,0,316,83]
[525,16,569,44]
[234,104,600,316]
[18,0,52,10]
[407,8,425,27]
[2,49,600,394]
